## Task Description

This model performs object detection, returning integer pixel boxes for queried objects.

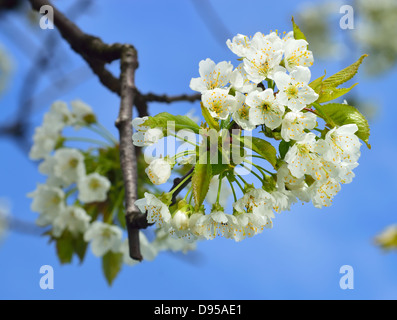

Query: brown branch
[115,46,150,261]
[27,0,198,262]
[140,92,201,104]
[28,0,148,261]
[29,0,122,95]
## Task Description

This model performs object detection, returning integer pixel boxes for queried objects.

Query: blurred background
[0,0,396,299]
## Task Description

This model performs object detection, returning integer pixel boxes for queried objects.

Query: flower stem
[216,174,223,204]
[240,162,263,183]
[227,177,237,202]
[94,122,118,145]
[169,133,198,147]
[86,125,117,145]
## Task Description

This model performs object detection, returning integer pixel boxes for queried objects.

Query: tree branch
[115,45,148,261]
[29,0,122,95]
[140,92,201,104]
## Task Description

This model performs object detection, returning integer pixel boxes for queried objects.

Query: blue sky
[0,0,396,299]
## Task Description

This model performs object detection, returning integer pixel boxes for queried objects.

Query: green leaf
[143,112,201,134]
[278,140,290,159]
[192,162,213,210]
[201,102,220,131]
[291,16,307,41]
[322,55,367,88]
[242,136,278,169]
[311,55,367,103]
[313,103,371,148]
[72,234,88,264]
[56,233,74,264]
[316,83,358,103]
[309,72,326,93]
[102,251,123,286]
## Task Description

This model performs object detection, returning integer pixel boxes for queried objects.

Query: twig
[169,167,195,206]
[140,92,201,104]
[29,0,123,95]
[115,46,149,261]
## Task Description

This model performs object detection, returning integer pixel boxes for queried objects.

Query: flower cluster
[28,100,195,284]
[133,24,369,244]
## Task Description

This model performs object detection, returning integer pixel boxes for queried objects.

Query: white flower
[152,227,196,253]
[70,99,96,128]
[316,124,361,164]
[274,66,318,112]
[196,210,229,240]
[271,189,297,213]
[233,188,275,221]
[171,210,190,231]
[84,221,123,257]
[28,184,65,226]
[77,172,111,203]
[281,110,317,142]
[243,45,284,83]
[52,206,91,237]
[201,88,236,120]
[230,63,258,94]
[188,212,206,239]
[145,158,172,185]
[226,212,269,241]
[122,232,158,266]
[309,178,341,208]
[29,126,60,160]
[276,162,311,202]
[189,58,233,93]
[53,148,86,186]
[132,116,163,147]
[283,38,314,72]
[226,33,252,57]
[246,88,285,129]
[135,192,171,228]
[169,210,196,242]
[43,101,74,131]
[231,92,256,130]
[38,156,68,187]
[284,132,321,179]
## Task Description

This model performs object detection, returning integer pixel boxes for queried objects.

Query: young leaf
[313,102,371,148]
[291,16,307,41]
[192,162,213,210]
[56,232,74,264]
[322,55,367,88]
[242,136,278,169]
[316,83,358,103]
[72,234,88,264]
[102,251,123,286]
[143,112,201,134]
[309,71,326,93]
[278,140,290,159]
[311,55,367,103]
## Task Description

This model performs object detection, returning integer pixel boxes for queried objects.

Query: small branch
[115,46,148,261]
[169,167,195,206]
[29,0,123,95]
[140,92,201,104]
